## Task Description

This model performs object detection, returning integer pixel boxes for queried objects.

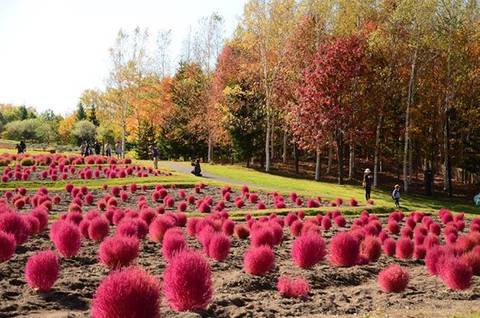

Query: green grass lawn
[168,162,479,215]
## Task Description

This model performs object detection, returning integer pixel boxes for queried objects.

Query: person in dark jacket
[363,168,373,201]
[151,146,159,169]
[191,159,202,177]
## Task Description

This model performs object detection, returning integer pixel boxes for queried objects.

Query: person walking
[105,143,112,157]
[115,142,122,159]
[392,184,401,208]
[151,145,159,170]
[363,168,373,201]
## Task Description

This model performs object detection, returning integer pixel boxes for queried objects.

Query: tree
[293,35,367,184]
[222,81,265,165]
[89,104,100,126]
[135,120,156,159]
[2,119,52,143]
[58,114,76,144]
[71,120,97,145]
[76,102,87,121]
[240,0,297,171]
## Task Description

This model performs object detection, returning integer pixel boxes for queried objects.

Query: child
[392,184,401,208]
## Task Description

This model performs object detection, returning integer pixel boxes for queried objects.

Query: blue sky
[0,0,246,115]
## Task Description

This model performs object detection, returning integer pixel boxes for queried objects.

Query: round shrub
[208,233,230,261]
[91,266,161,318]
[163,250,212,311]
[277,275,310,298]
[395,238,414,259]
[243,245,275,276]
[329,232,360,267]
[439,257,472,290]
[98,236,140,269]
[234,224,250,239]
[0,231,16,262]
[162,230,187,262]
[291,232,326,269]
[50,221,81,258]
[250,226,274,247]
[378,265,409,293]
[360,236,382,263]
[0,212,29,245]
[88,217,110,242]
[24,250,59,292]
[149,217,175,243]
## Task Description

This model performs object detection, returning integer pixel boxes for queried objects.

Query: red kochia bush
[243,245,275,276]
[0,212,29,245]
[149,217,175,243]
[291,233,326,269]
[88,217,110,242]
[234,224,250,239]
[329,232,360,267]
[207,233,231,261]
[50,221,81,258]
[360,236,382,263]
[439,257,472,290]
[250,226,274,247]
[162,230,187,262]
[24,250,59,292]
[378,265,409,293]
[91,266,161,318]
[0,231,16,262]
[277,275,310,298]
[163,250,212,311]
[98,236,140,269]
[395,238,414,259]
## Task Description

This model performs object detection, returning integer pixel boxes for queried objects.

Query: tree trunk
[373,113,383,188]
[265,116,271,172]
[408,141,413,184]
[293,143,299,174]
[443,34,453,197]
[270,119,275,161]
[327,144,332,174]
[336,132,344,185]
[282,131,287,164]
[348,143,355,180]
[403,47,417,192]
[315,143,321,181]
[207,133,213,163]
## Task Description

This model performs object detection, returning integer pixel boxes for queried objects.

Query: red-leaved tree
[291,35,366,184]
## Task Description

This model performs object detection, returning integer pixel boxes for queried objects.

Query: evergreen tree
[89,104,100,126]
[76,102,87,121]
[135,120,157,159]
[19,105,29,120]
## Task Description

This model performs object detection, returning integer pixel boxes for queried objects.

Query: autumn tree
[293,35,367,184]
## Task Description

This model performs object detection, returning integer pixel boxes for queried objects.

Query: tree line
[3,0,480,196]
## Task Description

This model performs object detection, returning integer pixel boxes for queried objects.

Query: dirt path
[159,161,252,188]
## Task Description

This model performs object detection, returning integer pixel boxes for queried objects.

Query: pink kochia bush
[277,275,310,298]
[243,245,275,275]
[91,266,161,318]
[207,233,231,261]
[162,229,187,262]
[24,250,60,292]
[439,257,473,290]
[88,217,110,242]
[0,231,16,262]
[329,232,360,267]
[163,250,213,311]
[378,265,409,293]
[0,212,29,245]
[50,221,81,258]
[291,233,326,269]
[98,236,140,269]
